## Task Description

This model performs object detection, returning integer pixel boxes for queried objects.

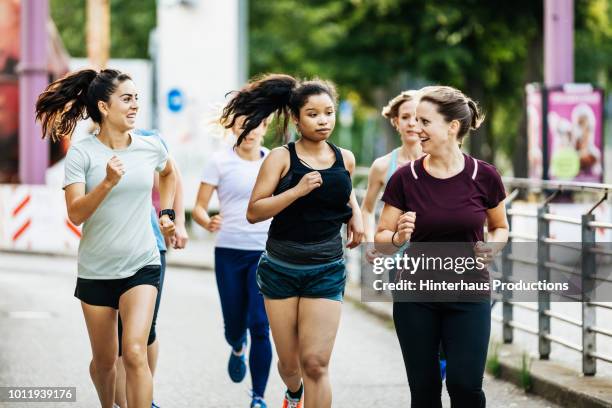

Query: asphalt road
[0,253,559,407]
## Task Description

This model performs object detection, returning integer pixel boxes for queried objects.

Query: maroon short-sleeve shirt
[381,154,506,243]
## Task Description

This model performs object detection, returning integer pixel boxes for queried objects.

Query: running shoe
[282,391,303,408]
[440,359,447,381]
[250,395,267,408]
[228,342,247,383]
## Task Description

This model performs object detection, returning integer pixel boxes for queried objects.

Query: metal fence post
[537,204,551,360]
[502,207,514,344]
[582,213,597,375]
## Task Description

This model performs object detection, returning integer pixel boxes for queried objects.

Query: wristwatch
[159,209,176,221]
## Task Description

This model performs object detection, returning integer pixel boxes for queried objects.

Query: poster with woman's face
[526,85,543,179]
[547,89,604,182]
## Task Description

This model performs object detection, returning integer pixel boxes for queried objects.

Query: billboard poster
[547,86,604,182]
[0,0,20,183]
[526,84,543,179]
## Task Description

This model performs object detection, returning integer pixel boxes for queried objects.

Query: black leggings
[393,301,490,408]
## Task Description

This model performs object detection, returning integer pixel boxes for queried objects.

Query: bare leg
[114,357,127,408]
[119,285,157,408]
[148,339,159,376]
[298,298,342,408]
[81,302,119,408]
[263,297,302,392]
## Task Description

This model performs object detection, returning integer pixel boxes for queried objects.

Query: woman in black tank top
[221,73,363,408]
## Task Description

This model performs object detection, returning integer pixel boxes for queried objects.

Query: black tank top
[268,141,353,243]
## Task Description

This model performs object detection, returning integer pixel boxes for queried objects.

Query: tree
[51,0,156,59]
[250,0,611,173]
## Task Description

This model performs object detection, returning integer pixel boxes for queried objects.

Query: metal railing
[498,178,611,376]
[353,176,612,376]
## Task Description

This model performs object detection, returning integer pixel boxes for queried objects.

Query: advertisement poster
[526,84,543,179]
[547,87,604,182]
[0,0,20,183]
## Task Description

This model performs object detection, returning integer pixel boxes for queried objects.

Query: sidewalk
[167,238,612,408]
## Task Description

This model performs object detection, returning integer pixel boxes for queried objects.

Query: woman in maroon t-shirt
[375,86,509,408]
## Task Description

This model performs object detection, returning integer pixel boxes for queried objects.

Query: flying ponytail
[221,73,337,146]
[36,68,132,141]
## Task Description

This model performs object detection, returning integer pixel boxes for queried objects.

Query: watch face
[160,209,175,220]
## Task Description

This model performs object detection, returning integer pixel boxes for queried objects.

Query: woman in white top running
[193,116,272,408]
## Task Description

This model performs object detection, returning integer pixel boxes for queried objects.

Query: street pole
[18,0,49,184]
[238,0,248,84]
[544,0,574,86]
[87,0,110,70]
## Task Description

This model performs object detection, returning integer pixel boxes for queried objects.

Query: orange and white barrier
[0,185,80,254]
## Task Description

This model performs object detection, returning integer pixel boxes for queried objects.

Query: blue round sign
[167,88,184,113]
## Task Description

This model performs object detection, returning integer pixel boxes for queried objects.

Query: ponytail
[36,69,96,141]
[467,98,484,130]
[221,73,337,146]
[221,74,297,146]
[420,85,485,141]
[35,68,132,141]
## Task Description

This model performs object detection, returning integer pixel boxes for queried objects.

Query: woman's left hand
[171,221,189,249]
[346,214,364,249]
[474,241,494,269]
[159,214,176,238]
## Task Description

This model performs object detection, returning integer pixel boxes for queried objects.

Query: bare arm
[341,148,364,248]
[170,157,185,224]
[154,156,188,248]
[170,158,188,248]
[65,156,124,226]
[485,200,509,251]
[247,147,321,224]
[192,182,223,232]
[473,199,509,266]
[374,203,403,253]
[65,181,112,226]
[158,159,176,237]
[361,157,387,242]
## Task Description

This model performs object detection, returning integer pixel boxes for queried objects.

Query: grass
[520,351,533,392]
[486,340,502,378]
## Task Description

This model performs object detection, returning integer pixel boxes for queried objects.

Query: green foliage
[50,0,612,171]
[486,341,502,378]
[50,0,86,57]
[50,0,156,59]
[250,0,612,170]
[520,352,533,392]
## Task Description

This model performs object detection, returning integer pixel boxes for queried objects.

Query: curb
[343,285,612,408]
[492,345,612,408]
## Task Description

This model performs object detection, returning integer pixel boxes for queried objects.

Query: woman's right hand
[205,214,223,232]
[396,211,416,243]
[365,246,384,264]
[105,155,124,187]
[293,171,322,197]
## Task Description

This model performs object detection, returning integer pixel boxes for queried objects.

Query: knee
[300,354,328,381]
[278,358,300,377]
[446,377,484,401]
[91,353,117,373]
[121,341,148,370]
[249,322,270,340]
